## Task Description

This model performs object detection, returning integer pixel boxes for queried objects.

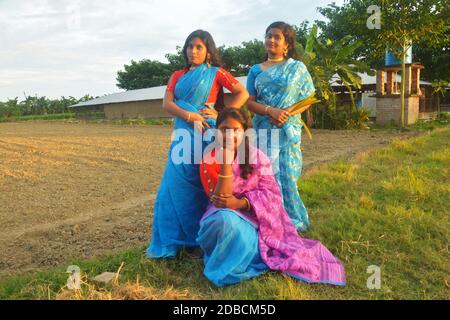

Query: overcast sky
[0,0,345,101]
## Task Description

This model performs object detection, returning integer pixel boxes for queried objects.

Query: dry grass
[55,263,199,300]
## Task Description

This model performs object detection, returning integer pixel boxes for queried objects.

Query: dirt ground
[0,121,420,279]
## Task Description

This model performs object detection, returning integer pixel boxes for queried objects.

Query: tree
[219,40,265,76]
[316,0,385,68]
[413,44,450,82]
[316,0,450,83]
[116,59,173,90]
[317,0,449,127]
[165,46,185,71]
[375,0,449,127]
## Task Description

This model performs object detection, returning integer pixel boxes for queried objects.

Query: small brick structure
[375,63,424,126]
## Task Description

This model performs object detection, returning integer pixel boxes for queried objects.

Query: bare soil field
[0,121,420,279]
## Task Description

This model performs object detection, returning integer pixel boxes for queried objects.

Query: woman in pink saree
[197,108,346,287]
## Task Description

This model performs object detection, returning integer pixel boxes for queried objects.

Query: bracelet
[186,112,191,122]
[218,174,233,178]
[264,105,270,115]
[242,196,251,211]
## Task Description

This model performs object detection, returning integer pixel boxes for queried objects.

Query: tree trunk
[400,45,406,128]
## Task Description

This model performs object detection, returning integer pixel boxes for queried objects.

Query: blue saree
[146,64,219,258]
[247,58,315,232]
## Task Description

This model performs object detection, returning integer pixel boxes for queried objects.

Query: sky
[0,0,345,101]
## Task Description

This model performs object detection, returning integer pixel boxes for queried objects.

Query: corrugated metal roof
[70,76,248,108]
[70,85,167,107]
[70,72,432,108]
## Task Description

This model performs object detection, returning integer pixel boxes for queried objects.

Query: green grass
[0,114,172,126]
[369,113,450,133]
[107,117,173,126]
[0,113,76,122]
[0,126,449,300]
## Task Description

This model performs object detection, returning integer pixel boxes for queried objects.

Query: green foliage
[297,24,373,129]
[0,113,76,123]
[316,0,450,81]
[0,95,94,119]
[414,45,450,82]
[218,40,266,76]
[116,59,174,90]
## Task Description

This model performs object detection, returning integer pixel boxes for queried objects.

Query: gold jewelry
[267,57,284,62]
[218,174,233,179]
[242,196,251,211]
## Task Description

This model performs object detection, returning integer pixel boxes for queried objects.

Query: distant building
[69,77,247,120]
[70,72,443,123]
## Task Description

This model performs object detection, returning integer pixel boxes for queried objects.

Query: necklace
[267,57,284,63]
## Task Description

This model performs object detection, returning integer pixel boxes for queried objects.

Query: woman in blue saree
[246,21,315,232]
[146,30,249,258]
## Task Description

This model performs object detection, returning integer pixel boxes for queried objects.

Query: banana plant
[298,24,375,125]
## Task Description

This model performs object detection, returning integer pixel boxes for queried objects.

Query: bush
[311,104,370,130]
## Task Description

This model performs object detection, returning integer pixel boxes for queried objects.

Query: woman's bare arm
[226,82,249,108]
[246,95,268,115]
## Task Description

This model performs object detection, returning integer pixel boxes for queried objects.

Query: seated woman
[197,108,346,288]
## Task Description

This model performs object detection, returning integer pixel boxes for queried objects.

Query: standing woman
[246,21,315,232]
[147,30,249,258]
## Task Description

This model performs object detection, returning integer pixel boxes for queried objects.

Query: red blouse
[199,149,221,195]
[166,67,239,105]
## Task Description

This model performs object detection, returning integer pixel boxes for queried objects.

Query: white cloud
[0,0,344,100]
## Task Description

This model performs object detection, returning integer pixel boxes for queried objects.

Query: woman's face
[265,28,288,58]
[186,37,208,66]
[217,117,245,150]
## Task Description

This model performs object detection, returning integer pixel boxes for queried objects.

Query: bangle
[218,174,233,178]
[242,197,250,211]
[186,112,191,122]
[264,105,270,115]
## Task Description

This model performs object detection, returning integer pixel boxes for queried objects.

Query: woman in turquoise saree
[146,30,248,258]
[246,22,315,232]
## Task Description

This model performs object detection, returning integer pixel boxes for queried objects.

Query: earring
[206,54,211,67]
[283,48,288,57]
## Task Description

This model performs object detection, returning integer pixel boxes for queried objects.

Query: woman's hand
[268,107,290,125]
[199,106,218,120]
[210,193,246,210]
[186,112,211,131]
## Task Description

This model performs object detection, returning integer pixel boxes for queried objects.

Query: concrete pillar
[411,67,420,95]
[386,71,394,95]
[376,70,385,95]
[404,65,412,95]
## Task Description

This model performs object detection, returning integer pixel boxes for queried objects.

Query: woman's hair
[264,21,300,60]
[216,108,253,179]
[182,30,223,69]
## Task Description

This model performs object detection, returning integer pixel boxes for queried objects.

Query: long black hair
[182,30,223,69]
[264,21,300,60]
[216,108,253,179]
